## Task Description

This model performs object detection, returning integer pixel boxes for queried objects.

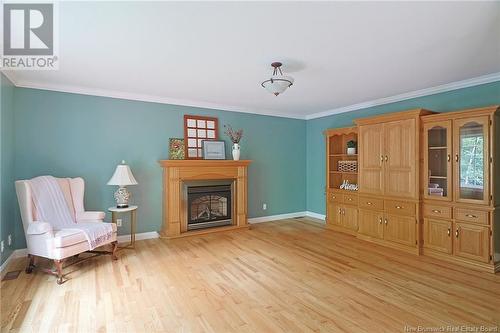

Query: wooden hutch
[324,105,500,273]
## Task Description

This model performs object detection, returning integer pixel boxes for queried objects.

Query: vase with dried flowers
[224,125,243,161]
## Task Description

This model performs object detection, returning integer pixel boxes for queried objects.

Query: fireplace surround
[159,160,251,238]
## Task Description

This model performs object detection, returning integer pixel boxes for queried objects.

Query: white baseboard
[248,211,307,224]
[305,211,326,222]
[117,231,159,243]
[1,248,28,276]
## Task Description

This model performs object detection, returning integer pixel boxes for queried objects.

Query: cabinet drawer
[328,193,342,203]
[342,193,358,205]
[454,208,488,225]
[423,204,452,219]
[384,200,416,216]
[359,196,384,210]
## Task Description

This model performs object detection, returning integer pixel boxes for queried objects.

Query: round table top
[108,205,138,212]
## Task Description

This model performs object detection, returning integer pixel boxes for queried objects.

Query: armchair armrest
[76,211,105,222]
[27,221,53,235]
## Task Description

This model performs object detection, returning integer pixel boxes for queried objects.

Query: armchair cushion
[27,222,53,235]
[54,229,87,248]
[76,211,105,222]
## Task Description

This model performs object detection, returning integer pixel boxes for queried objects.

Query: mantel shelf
[159,160,252,167]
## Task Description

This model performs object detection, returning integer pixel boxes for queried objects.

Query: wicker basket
[338,160,357,172]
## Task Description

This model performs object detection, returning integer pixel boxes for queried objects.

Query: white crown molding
[3,71,499,121]
[6,77,306,120]
[305,72,500,120]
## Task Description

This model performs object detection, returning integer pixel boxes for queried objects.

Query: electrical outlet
[262,203,267,210]
[116,219,122,227]
[8,235,12,246]
[1,241,4,253]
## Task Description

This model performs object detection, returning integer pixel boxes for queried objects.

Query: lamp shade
[261,75,294,96]
[107,161,138,186]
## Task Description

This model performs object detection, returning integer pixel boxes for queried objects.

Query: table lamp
[107,160,138,208]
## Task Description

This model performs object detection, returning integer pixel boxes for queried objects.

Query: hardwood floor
[1,218,499,332]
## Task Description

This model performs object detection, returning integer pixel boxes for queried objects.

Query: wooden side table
[109,205,138,249]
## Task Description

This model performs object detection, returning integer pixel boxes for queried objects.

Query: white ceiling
[4,1,500,119]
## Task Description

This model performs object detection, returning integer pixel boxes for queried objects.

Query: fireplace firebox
[186,183,232,230]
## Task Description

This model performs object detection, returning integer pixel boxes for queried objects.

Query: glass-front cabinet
[423,121,452,200]
[424,117,490,204]
[454,117,489,204]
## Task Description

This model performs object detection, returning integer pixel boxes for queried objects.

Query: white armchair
[15,177,118,284]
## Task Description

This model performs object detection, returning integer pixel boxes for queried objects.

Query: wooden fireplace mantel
[158,160,252,239]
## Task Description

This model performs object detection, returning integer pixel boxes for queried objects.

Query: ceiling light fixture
[261,62,294,96]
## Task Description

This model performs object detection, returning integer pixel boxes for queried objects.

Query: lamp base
[114,186,131,209]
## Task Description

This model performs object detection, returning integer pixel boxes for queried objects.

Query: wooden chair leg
[111,241,118,260]
[54,259,64,284]
[25,254,35,274]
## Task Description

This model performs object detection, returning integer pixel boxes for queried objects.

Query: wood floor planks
[1,218,499,332]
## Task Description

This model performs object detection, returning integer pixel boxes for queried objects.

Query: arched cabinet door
[423,121,452,201]
[453,117,490,205]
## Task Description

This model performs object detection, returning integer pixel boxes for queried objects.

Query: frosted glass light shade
[107,162,138,186]
[261,75,294,96]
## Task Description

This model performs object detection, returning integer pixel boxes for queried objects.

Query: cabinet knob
[447,154,451,162]
[395,205,403,209]
[379,217,382,224]
[385,155,388,162]
[367,202,373,205]
[465,214,478,219]
[432,209,441,213]
[455,229,459,238]
[455,154,459,162]
[380,155,384,162]
[338,208,342,214]
[447,228,451,236]
[347,198,352,201]
[384,219,388,225]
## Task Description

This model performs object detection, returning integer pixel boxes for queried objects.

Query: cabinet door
[342,205,358,231]
[359,124,384,195]
[453,117,490,205]
[383,119,417,198]
[453,222,490,263]
[423,121,452,201]
[327,202,342,226]
[384,214,417,247]
[358,209,384,239]
[423,218,452,254]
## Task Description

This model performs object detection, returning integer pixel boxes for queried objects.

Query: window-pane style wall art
[183,115,219,159]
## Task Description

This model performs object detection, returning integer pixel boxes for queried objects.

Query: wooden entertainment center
[325,105,500,272]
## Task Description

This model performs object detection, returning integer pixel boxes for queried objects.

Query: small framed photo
[202,140,225,160]
[168,138,185,160]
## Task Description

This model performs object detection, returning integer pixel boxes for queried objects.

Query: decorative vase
[232,143,240,161]
[347,147,356,155]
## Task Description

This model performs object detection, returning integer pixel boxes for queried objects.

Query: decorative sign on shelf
[184,115,219,159]
[340,180,358,191]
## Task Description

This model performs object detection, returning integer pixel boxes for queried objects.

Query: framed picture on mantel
[184,115,219,159]
[202,140,226,160]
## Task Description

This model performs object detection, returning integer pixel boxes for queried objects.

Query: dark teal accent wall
[1,74,16,264]
[306,81,500,215]
[12,87,306,249]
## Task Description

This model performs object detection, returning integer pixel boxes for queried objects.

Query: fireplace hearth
[186,183,232,230]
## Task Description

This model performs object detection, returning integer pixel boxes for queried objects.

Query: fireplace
[186,182,233,230]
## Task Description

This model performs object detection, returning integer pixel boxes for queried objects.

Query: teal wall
[2,73,500,256]
[11,87,306,249]
[1,74,16,264]
[306,81,500,215]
